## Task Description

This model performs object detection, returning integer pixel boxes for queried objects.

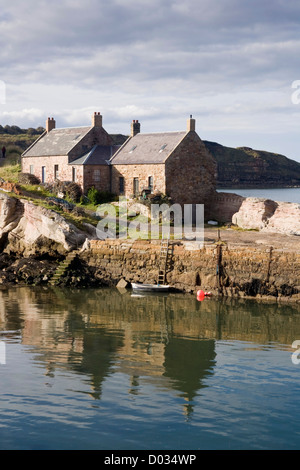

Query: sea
[217,187,300,203]
[0,286,300,451]
[0,186,299,452]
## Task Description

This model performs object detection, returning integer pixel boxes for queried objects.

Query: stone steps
[49,251,78,286]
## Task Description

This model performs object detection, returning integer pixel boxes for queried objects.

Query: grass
[0,163,100,230]
[0,162,21,182]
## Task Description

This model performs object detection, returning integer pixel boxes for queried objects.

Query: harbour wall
[80,238,300,303]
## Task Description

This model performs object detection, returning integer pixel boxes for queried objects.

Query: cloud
[0,0,300,160]
[2,108,44,123]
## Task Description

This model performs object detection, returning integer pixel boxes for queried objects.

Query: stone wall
[165,132,216,207]
[83,164,111,193]
[22,155,78,185]
[111,163,166,196]
[80,238,300,302]
[207,191,245,222]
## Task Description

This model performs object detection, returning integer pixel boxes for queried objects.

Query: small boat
[131,283,170,292]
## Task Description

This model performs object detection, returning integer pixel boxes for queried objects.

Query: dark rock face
[204,141,300,188]
[0,254,57,286]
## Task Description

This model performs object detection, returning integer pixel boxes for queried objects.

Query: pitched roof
[109,131,186,164]
[22,127,91,157]
[70,144,121,165]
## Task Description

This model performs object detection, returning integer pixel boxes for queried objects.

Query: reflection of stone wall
[81,239,300,302]
[1,287,300,409]
[1,287,300,355]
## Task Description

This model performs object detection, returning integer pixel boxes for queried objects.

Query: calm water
[218,187,300,203]
[1,287,300,450]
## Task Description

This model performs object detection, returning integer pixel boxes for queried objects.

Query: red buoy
[197,290,205,301]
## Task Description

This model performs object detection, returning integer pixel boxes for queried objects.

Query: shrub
[18,172,40,185]
[87,186,100,205]
[65,182,82,203]
[86,187,115,205]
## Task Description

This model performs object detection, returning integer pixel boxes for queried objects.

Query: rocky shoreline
[0,191,299,302]
[0,253,105,289]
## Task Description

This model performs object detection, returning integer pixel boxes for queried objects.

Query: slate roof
[110,131,186,164]
[70,145,121,165]
[22,127,91,157]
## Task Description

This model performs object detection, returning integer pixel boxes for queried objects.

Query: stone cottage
[110,117,216,206]
[22,112,216,207]
[21,113,118,193]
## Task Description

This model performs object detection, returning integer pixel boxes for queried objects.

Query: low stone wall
[80,238,300,302]
[206,192,245,223]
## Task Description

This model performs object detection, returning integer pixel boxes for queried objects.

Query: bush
[86,187,115,205]
[18,172,40,185]
[46,181,82,202]
[87,186,100,205]
[65,182,82,203]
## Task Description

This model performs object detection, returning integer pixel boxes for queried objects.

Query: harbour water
[1,287,300,450]
[218,187,300,203]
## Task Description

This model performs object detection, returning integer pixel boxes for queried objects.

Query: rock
[116,278,129,289]
[232,198,278,230]
[7,200,86,255]
[232,197,300,235]
[263,201,300,236]
[0,194,97,256]
[0,181,22,194]
[46,197,74,212]
[0,194,24,238]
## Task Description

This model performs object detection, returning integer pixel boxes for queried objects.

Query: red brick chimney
[92,112,103,128]
[46,117,56,133]
[131,119,140,137]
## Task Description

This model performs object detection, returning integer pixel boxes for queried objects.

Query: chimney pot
[46,116,56,133]
[92,112,102,127]
[131,119,141,136]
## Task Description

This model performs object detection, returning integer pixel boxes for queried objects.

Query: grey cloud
[1,0,300,162]
[2,0,300,77]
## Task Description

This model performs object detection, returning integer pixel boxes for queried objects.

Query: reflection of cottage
[22,113,216,206]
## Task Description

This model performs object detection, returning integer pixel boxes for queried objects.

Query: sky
[1,0,300,162]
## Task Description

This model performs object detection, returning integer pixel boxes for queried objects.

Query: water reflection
[1,286,299,418]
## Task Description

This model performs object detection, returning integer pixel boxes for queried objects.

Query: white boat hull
[131,283,170,292]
